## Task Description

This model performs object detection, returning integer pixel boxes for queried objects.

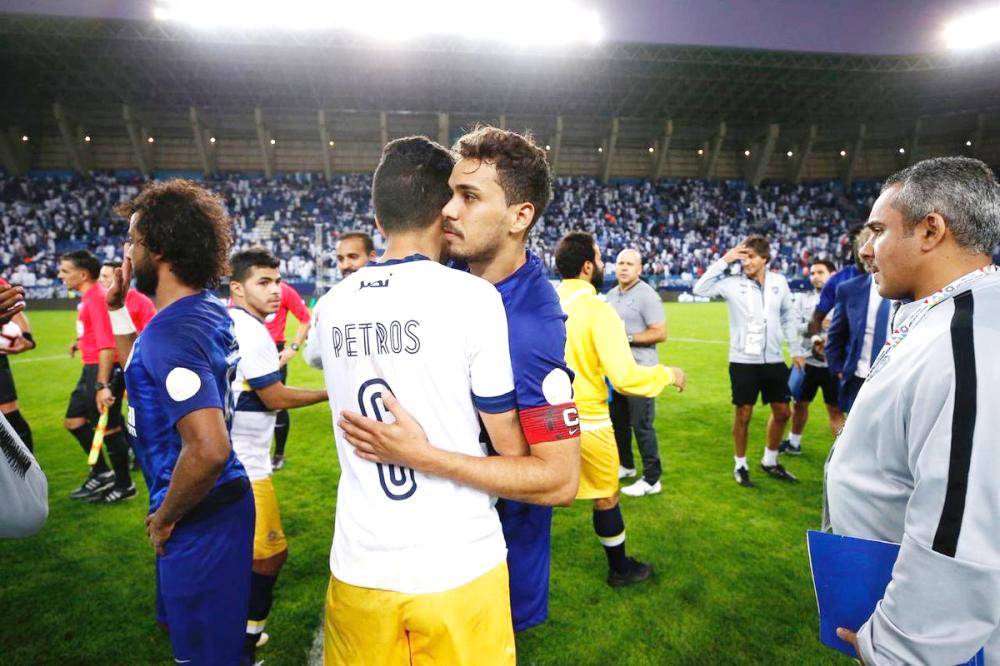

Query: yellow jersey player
[554,232,686,586]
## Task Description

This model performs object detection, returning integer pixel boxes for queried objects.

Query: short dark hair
[555,232,597,280]
[882,156,1000,255]
[372,136,455,233]
[743,234,771,260]
[60,250,100,280]
[811,259,837,273]
[337,231,375,256]
[114,179,233,289]
[230,247,280,283]
[102,260,122,271]
[454,125,553,230]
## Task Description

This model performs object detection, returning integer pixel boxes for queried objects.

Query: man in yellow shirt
[554,232,686,586]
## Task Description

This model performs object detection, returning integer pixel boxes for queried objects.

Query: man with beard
[335,231,377,280]
[227,247,327,663]
[58,250,134,503]
[339,127,581,631]
[553,232,685,586]
[107,180,253,665]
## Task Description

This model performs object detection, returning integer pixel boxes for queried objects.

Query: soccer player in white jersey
[227,247,328,664]
[306,136,531,665]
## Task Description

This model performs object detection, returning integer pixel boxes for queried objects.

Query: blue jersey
[124,290,247,512]
[816,265,861,317]
[493,252,578,633]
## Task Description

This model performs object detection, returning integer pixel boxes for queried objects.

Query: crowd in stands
[0,171,897,296]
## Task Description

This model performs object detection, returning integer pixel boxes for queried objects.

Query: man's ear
[509,202,535,237]
[229,280,244,299]
[916,213,948,251]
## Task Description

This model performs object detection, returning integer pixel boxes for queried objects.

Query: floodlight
[270,138,276,145]
[328,140,335,147]
[786,151,793,157]
[154,0,604,44]
[210,136,216,143]
[744,150,751,157]
[943,5,1000,50]
[20,135,28,142]
[84,135,91,142]
[545,144,551,151]
[966,140,973,146]
[648,147,654,153]
[697,149,704,156]
[898,147,905,154]
[148,137,155,143]
[840,150,847,157]
[597,147,603,153]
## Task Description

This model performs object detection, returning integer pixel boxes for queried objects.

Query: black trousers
[609,390,661,484]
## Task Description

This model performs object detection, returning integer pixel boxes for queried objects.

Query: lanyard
[867,265,998,380]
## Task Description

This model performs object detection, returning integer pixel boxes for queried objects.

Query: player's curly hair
[454,125,553,229]
[114,179,233,289]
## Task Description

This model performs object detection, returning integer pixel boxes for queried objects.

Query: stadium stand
[2,172,896,295]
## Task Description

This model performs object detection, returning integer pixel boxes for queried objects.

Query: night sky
[1,0,993,54]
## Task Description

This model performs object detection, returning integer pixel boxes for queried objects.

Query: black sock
[244,571,279,659]
[5,410,33,453]
[69,425,110,475]
[273,410,290,456]
[593,505,629,573]
[105,431,132,488]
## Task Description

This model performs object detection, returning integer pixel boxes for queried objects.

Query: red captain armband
[519,403,580,444]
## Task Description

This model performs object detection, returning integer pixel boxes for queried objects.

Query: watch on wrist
[290,343,300,352]
[95,381,112,391]
[627,334,635,344]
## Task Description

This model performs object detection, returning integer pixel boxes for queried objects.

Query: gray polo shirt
[606,279,664,366]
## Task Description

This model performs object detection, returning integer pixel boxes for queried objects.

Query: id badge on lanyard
[744,278,769,356]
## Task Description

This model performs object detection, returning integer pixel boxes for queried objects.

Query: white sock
[734,456,748,470]
[762,447,779,467]
[789,433,802,447]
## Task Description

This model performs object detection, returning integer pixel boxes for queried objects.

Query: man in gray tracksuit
[827,156,1000,664]
[692,235,803,488]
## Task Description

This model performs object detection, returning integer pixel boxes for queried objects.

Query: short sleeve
[142,328,224,427]
[467,287,516,414]
[238,322,281,389]
[640,286,665,325]
[284,284,311,323]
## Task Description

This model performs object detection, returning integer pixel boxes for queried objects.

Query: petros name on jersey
[330,319,422,358]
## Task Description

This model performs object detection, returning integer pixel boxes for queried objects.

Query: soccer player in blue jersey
[340,126,582,633]
[107,180,254,666]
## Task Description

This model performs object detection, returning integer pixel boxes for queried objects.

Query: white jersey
[826,268,1000,665]
[790,290,826,367]
[307,256,515,594]
[229,307,282,481]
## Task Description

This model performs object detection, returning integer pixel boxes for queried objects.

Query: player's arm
[780,286,806,369]
[146,407,232,555]
[278,286,311,366]
[255,380,327,410]
[808,277,838,335]
[595,305,684,396]
[340,394,580,506]
[105,255,138,364]
[692,247,744,298]
[2,312,36,355]
[629,288,667,346]
[0,283,25,320]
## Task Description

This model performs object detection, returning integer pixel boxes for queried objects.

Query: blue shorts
[156,487,255,665]
[497,499,552,633]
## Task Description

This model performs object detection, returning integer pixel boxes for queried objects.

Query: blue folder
[807,530,984,665]
[788,364,805,399]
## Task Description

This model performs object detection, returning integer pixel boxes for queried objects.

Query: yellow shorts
[576,426,620,500]
[251,477,287,560]
[323,562,516,666]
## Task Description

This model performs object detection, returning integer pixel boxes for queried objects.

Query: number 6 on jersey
[357,378,417,501]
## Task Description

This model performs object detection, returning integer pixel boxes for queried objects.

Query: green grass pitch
[0,303,842,665]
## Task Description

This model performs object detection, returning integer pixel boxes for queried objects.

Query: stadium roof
[2,12,999,129]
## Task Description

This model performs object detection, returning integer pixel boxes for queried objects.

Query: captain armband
[519,403,580,444]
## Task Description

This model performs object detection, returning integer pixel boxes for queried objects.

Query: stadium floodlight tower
[154,0,603,44]
[943,5,1000,50]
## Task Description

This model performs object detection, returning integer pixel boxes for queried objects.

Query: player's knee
[593,494,619,511]
[772,404,791,422]
[734,406,753,424]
